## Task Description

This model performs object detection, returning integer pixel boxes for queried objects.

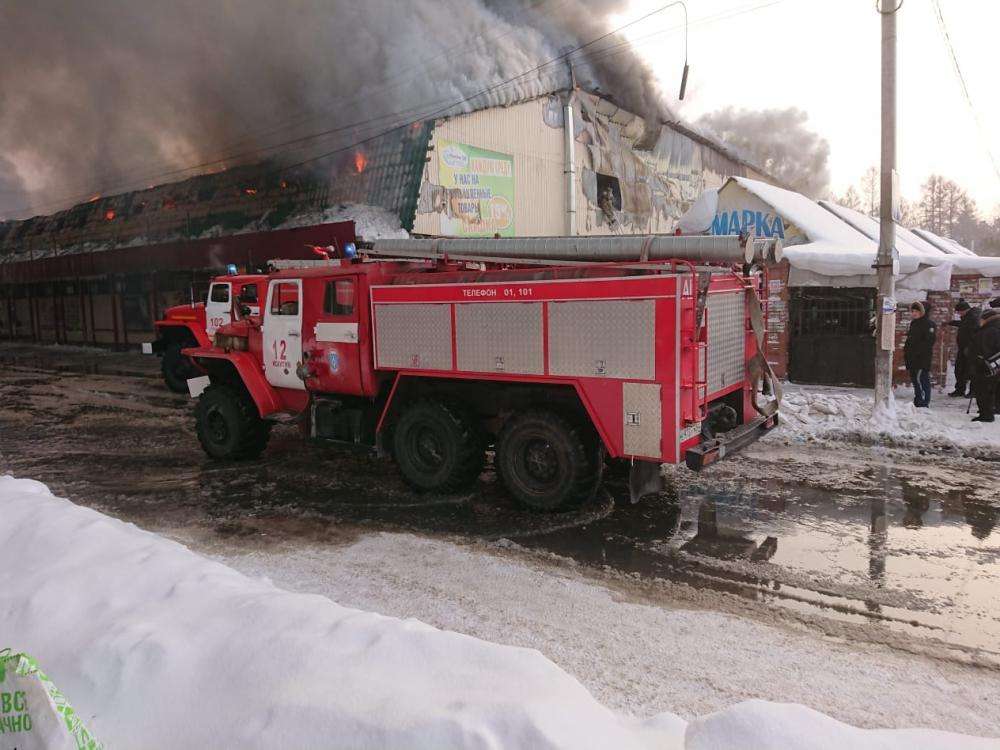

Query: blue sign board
[711,209,785,239]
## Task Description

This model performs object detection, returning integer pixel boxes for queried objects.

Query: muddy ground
[1,342,998,669]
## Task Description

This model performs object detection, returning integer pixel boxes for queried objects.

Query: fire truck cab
[185,242,780,511]
[144,274,265,392]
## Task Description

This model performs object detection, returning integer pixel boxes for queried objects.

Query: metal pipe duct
[371,235,782,265]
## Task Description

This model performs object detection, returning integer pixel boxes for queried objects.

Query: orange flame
[88,194,101,203]
[353,151,368,174]
[104,209,116,221]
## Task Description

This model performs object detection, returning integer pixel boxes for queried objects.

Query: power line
[931,0,1000,188]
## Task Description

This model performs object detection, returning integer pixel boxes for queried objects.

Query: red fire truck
[183,236,782,511]
[144,273,266,391]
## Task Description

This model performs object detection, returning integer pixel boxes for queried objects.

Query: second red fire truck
[144,272,265,392]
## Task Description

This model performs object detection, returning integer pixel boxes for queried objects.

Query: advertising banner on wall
[438,140,514,237]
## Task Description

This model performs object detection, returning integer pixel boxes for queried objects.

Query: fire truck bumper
[684,414,779,471]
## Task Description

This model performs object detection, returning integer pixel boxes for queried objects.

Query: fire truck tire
[496,411,602,512]
[195,384,271,460]
[392,400,485,493]
[162,342,197,393]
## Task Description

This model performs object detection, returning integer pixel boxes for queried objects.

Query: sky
[616,0,1000,216]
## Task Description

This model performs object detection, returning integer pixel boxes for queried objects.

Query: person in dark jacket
[971,309,1000,422]
[904,301,937,407]
[947,299,981,397]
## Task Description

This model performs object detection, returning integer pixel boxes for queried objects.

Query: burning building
[0,85,776,348]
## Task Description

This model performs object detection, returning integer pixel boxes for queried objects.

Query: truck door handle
[287,331,300,338]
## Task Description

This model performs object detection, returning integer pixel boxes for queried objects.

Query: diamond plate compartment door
[374,303,453,370]
[622,382,662,458]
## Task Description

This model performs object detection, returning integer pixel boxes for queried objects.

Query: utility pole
[874,1,900,408]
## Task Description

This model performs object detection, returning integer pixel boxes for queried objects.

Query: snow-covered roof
[715,177,1000,282]
[819,200,1000,277]
[818,200,951,271]
[730,177,880,277]
[911,228,978,257]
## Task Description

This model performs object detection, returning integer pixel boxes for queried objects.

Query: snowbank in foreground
[1,476,996,749]
[774,383,1000,454]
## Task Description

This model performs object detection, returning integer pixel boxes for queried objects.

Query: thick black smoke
[0,156,28,218]
[696,107,831,198]
[0,0,669,219]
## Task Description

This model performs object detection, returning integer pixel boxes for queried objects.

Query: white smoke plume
[696,107,831,198]
[0,0,670,219]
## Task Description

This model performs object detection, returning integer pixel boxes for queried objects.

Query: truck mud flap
[685,414,778,471]
[628,459,664,504]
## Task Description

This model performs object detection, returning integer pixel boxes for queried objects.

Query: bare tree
[861,166,879,217]
[835,185,862,211]
[918,175,976,238]
[898,197,919,228]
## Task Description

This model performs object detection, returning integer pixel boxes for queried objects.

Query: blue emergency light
[343,242,357,259]
[226,263,238,275]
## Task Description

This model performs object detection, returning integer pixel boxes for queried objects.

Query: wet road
[1,342,999,665]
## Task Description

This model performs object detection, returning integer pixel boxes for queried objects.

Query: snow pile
[685,701,999,750]
[775,384,1000,454]
[0,476,672,749]
[1,476,996,749]
[274,202,408,240]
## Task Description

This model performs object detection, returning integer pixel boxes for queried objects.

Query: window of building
[324,279,355,317]
[596,173,622,211]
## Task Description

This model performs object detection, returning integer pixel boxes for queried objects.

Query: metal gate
[789,287,876,387]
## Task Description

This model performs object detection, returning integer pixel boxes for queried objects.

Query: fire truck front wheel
[194,384,271,460]
[392,400,485,493]
[497,411,602,512]
[162,342,198,393]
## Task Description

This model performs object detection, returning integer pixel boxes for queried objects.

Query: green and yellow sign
[438,139,514,237]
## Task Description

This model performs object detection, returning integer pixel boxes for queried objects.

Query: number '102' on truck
[183,235,782,512]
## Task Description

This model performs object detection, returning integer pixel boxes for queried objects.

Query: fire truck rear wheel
[195,384,271,460]
[496,411,602,512]
[162,342,198,393]
[392,400,485,493]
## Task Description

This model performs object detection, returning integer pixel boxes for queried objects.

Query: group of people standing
[904,296,1000,421]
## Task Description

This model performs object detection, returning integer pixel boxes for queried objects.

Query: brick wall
[761,265,999,388]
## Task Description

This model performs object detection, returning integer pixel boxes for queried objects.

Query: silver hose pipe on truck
[370,235,782,265]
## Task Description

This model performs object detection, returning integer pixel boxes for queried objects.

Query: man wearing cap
[947,299,981,397]
[971,308,1000,422]
[904,301,937,408]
